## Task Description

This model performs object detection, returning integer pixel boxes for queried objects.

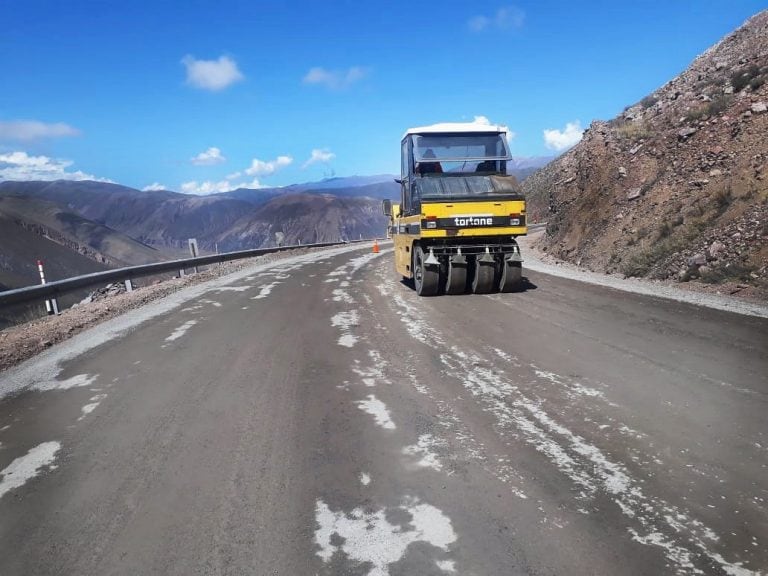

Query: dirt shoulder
[0,246,339,374]
[518,229,768,317]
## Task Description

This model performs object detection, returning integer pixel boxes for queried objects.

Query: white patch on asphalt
[389,292,445,347]
[0,441,61,500]
[338,334,358,347]
[348,251,386,274]
[352,351,389,387]
[436,559,457,573]
[78,394,108,421]
[327,250,389,280]
[356,394,396,429]
[33,373,99,392]
[251,282,280,300]
[331,310,359,348]
[165,320,197,342]
[212,285,251,292]
[332,288,355,304]
[360,472,371,486]
[533,368,606,399]
[199,299,222,307]
[314,496,456,576]
[403,434,445,471]
[492,347,522,367]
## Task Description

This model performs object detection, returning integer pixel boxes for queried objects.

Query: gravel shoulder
[519,229,768,319]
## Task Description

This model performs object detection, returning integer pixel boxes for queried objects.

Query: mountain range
[0,176,402,294]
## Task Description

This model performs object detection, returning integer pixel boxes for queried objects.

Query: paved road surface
[1,244,766,575]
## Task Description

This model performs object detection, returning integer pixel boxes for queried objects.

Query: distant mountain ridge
[0,177,394,293]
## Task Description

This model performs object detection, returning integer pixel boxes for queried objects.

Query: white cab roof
[403,121,508,140]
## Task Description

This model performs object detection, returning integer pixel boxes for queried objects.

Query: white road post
[188,238,199,274]
[37,260,59,315]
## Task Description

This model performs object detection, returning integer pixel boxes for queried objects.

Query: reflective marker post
[37,260,59,315]
[188,239,199,274]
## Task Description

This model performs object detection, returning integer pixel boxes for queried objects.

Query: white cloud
[543,121,584,151]
[244,155,293,176]
[181,177,264,195]
[302,148,335,169]
[142,182,167,191]
[191,146,226,166]
[0,151,107,182]
[182,55,244,91]
[0,120,80,142]
[302,66,368,90]
[472,116,517,142]
[469,6,525,32]
[181,180,232,195]
[226,171,242,180]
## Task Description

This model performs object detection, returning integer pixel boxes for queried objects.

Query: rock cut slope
[524,10,768,293]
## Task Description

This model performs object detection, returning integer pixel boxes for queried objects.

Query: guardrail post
[125,278,133,292]
[37,260,59,315]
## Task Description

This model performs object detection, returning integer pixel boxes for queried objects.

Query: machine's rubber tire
[471,258,496,294]
[414,246,439,296]
[499,261,523,293]
[445,259,468,295]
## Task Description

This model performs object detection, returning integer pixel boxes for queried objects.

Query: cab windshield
[412,133,510,175]
[412,133,509,162]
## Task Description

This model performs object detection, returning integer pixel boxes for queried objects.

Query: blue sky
[0,1,764,193]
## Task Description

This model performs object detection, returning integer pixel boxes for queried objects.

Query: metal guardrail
[0,240,357,307]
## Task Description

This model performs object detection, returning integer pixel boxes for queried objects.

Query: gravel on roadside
[518,231,768,319]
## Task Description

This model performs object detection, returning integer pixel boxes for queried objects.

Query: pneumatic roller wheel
[499,261,523,292]
[471,257,496,294]
[414,246,439,296]
[445,256,468,295]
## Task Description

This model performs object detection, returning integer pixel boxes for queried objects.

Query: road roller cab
[385,122,527,296]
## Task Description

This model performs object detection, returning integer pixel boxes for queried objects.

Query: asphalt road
[1,243,766,575]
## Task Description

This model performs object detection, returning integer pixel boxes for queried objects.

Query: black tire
[471,258,495,294]
[414,246,439,296]
[445,257,468,295]
[499,261,523,292]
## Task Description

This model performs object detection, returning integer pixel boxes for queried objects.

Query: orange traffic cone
[372,239,380,253]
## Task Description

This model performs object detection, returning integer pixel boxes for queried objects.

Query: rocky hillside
[524,10,768,293]
[215,193,386,251]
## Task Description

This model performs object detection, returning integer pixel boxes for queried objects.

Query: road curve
[1,243,766,575]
